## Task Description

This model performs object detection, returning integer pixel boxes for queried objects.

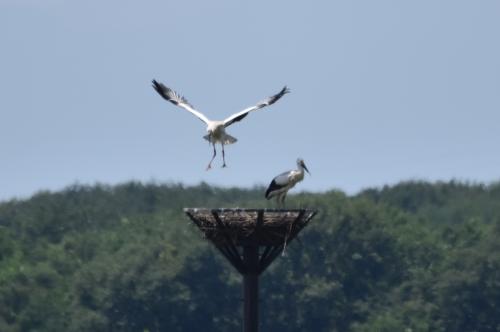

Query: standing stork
[265,158,310,207]
[152,80,289,170]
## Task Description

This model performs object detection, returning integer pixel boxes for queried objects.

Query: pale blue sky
[1,0,499,201]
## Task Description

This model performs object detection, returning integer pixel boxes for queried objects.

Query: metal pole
[243,245,259,332]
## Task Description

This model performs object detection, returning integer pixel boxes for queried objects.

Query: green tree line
[1,180,500,331]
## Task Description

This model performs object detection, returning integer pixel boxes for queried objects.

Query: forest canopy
[1,180,500,331]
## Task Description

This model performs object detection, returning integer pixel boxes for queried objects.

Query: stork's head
[297,158,310,174]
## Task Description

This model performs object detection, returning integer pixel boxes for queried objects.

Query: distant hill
[1,181,499,331]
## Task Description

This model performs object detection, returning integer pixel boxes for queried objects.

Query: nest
[184,208,317,247]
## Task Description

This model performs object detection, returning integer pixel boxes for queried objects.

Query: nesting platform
[184,208,317,274]
[184,208,317,332]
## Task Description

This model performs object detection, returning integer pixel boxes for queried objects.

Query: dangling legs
[221,143,227,168]
[206,143,217,170]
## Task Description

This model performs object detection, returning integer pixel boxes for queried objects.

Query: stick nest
[184,208,317,246]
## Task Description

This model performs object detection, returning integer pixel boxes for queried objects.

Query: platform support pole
[184,209,317,332]
[243,245,259,332]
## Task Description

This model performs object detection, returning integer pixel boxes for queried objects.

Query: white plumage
[265,158,310,207]
[152,80,289,170]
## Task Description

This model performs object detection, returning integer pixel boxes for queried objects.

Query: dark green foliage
[360,180,500,224]
[0,180,499,331]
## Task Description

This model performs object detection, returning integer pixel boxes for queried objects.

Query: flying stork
[265,158,310,207]
[152,80,290,170]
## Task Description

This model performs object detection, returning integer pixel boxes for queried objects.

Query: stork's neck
[297,163,305,174]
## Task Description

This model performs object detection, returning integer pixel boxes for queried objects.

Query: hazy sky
[1,0,499,201]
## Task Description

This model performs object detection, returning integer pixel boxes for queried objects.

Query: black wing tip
[265,180,274,199]
[267,85,290,105]
[265,188,272,199]
[151,79,184,106]
[265,180,283,199]
[151,79,164,90]
[152,79,168,98]
[151,79,159,91]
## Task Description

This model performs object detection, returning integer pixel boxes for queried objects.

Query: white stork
[152,80,289,170]
[265,158,310,207]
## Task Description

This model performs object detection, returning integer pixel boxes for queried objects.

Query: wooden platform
[184,208,317,274]
[184,208,318,332]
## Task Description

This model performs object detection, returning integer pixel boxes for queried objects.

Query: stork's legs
[277,193,287,208]
[206,143,217,170]
[278,196,284,208]
[280,193,287,208]
[221,143,227,168]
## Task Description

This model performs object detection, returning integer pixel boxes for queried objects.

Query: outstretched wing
[152,80,210,125]
[223,86,290,128]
